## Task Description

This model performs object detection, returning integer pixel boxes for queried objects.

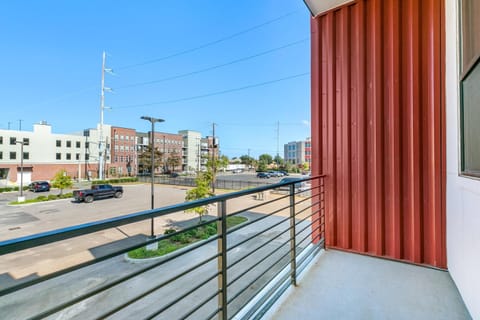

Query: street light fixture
[140,116,165,238]
[15,139,28,202]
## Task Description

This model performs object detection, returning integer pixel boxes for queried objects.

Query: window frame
[459,0,480,178]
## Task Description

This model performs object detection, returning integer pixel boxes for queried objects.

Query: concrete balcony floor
[266,250,471,320]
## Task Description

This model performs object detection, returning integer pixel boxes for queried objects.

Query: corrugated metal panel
[310,0,446,268]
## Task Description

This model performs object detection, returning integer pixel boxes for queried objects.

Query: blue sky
[0,1,311,159]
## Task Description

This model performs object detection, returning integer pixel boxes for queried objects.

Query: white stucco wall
[445,0,480,318]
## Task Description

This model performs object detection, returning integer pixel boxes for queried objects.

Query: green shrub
[48,194,58,200]
[36,196,48,201]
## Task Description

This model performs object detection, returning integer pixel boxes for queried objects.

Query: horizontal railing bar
[228,235,291,288]
[96,255,221,319]
[296,227,322,250]
[32,252,220,320]
[227,247,291,306]
[233,241,324,320]
[294,195,313,207]
[227,194,290,219]
[1,227,221,297]
[295,217,319,237]
[228,223,291,270]
[178,290,220,320]
[232,271,291,320]
[228,251,290,312]
[145,272,219,319]
[296,240,324,274]
[207,308,221,320]
[0,176,323,255]
[228,212,290,251]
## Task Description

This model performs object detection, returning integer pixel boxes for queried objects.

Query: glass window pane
[461,61,480,175]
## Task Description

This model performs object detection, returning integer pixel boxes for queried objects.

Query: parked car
[276,177,310,192]
[29,181,51,192]
[232,169,243,174]
[73,184,123,203]
[170,172,179,178]
[268,171,283,177]
[256,172,270,179]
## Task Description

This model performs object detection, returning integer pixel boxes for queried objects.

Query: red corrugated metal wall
[311,0,446,268]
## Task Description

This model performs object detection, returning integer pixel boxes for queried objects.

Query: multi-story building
[110,126,137,177]
[178,130,202,172]
[0,121,107,184]
[284,138,311,167]
[1,122,217,185]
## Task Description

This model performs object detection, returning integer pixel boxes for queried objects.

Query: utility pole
[18,119,23,131]
[276,121,280,165]
[212,123,217,194]
[99,51,113,180]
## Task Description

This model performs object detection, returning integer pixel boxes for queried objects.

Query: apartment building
[110,126,137,177]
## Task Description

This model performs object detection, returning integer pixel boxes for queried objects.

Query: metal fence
[0,176,325,320]
[138,175,271,190]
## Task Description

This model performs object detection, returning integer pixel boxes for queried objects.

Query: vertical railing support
[289,184,297,286]
[217,200,228,320]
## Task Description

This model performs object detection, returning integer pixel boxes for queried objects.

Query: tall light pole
[15,139,27,201]
[141,116,165,238]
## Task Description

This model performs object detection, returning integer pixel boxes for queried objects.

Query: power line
[115,38,309,90]
[116,11,299,70]
[114,72,310,109]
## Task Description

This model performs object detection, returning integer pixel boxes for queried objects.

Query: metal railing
[0,175,325,320]
[138,175,271,190]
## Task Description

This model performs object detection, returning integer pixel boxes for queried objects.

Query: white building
[0,121,110,185]
[178,130,202,172]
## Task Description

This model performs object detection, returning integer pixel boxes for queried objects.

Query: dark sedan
[29,181,51,192]
[256,172,270,179]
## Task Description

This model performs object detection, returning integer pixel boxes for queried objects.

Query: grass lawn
[128,215,247,259]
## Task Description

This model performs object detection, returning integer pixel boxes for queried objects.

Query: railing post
[289,184,297,286]
[217,200,228,320]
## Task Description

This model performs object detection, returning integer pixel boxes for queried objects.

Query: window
[66,140,72,148]
[85,142,89,149]
[0,152,2,159]
[56,140,61,147]
[23,138,29,145]
[10,137,16,145]
[85,154,89,161]
[0,136,2,144]
[76,153,80,160]
[23,152,29,160]
[460,0,480,177]
[66,153,71,160]
[76,141,81,148]
[10,152,16,160]
[56,153,61,160]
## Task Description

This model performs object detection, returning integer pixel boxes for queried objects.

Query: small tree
[166,151,182,173]
[185,171,213,222]
[52,169,73,195]
[138,146,163,174]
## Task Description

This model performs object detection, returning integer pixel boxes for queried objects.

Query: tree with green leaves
[166,151,182,173]
[258,153,273,165]
[185,171,213,222]
[138,146,163,175]
[240,155,255,169]
[274,154,284,166]
[52,169,73,195]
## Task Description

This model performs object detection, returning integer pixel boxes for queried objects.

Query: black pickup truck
[73,184,123,203]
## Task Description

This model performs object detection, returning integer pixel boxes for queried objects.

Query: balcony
[0,176,471,319]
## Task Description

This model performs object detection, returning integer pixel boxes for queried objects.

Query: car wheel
[85,195,94,203]
[114,191,123,198]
